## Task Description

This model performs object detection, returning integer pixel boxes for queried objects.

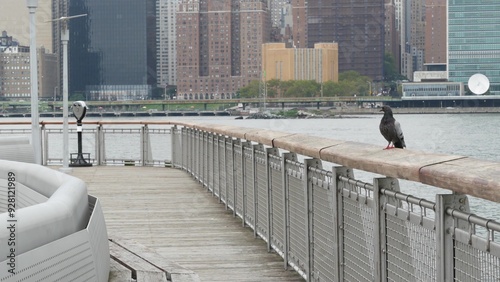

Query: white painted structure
[0,160,109,281]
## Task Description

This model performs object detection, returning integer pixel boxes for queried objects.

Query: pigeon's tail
[394,139,406,149]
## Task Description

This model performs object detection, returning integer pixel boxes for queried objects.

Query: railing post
[140,124,151,166]
[304,158,321,281]
[193,128,199,178]
[205,131,211,189]
[332,166,354,282]
[232,138,242,217]
[41,124,48,165]
[215,134,222,202]
[187,127,191,172]
[373,177,400,282]
[97,124,104,165]
[209,132,215,193]
[282,152,298,270]
[436,193,470,282]
[171,125,177,167]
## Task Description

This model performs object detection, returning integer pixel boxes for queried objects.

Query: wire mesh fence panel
[340,179,375,282]
[310,172,336,282]
[172,127,182,167]
[384,200,437,282]
[454,228,500,281]
[287,164,307,275]
[192,130,200,178]
[217,137,226,201]
[225,143,238,210]
[255,150,268,238]
[102,129,141,165]
[212,135,219,196]
[234,144,244,218]
[200,132,207,186]
[243,147,254,226]
[270,155,285,254]
[146,128,171,166]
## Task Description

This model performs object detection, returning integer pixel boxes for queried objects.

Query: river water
[2,113,500,221]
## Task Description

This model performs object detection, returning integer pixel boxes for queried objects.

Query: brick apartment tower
[176,0,270,100]
[424,0,446,67]
[385,0,400,74]
[292,0,385,80]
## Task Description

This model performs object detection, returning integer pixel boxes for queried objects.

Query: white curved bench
[0,160,109,281]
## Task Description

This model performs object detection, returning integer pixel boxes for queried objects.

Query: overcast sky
[0,0,53,52]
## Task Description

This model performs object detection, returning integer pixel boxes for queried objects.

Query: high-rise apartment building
[268,0,291,41]
[400,0,426,81]
[448,0,500,95]
[424,0,446,67]
[292,0,385,80]
[176,0,270,100]
[384,0,400,73]
[68,0,157,100]
[291,0,307,48]
[157,0,178,89]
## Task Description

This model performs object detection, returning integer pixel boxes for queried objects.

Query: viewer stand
[70,101,92,167]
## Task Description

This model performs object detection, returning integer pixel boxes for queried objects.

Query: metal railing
[172,125,500,281]
[1,120,500,281]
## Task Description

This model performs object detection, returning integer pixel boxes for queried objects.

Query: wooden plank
[110,238,197,276]
[108,259,133,282]
[109,240,168,282]
[68,166,304,281]
[170,273,201,282]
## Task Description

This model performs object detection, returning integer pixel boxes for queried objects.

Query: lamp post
[48,14,87,172]
[27,0,42,164]
[61,24,70,171]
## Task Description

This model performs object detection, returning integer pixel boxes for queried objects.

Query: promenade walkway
[68,166,304,282]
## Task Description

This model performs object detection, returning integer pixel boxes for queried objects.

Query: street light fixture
[47,13,87,172]
[26,0,41,164]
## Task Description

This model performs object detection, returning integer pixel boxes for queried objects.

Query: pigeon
[379,105,406,149]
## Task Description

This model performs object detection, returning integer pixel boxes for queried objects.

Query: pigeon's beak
[379,108,384,112]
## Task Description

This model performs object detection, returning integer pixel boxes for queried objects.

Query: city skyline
[2,0,499,101]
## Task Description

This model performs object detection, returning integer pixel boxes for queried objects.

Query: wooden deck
[68,166,304,282]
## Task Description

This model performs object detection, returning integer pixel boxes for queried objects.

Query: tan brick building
[261,42,338,83]
[1,31,57,101]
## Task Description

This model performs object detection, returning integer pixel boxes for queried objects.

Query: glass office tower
[448,0,500,95]
[305,0,385,80]
[69,0,156,100]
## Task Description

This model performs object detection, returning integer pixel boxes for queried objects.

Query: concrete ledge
[109,238,200,282]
